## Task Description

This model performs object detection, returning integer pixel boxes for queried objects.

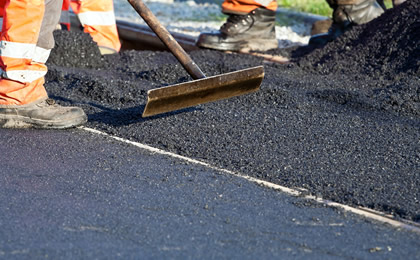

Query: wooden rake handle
[127,0,206,80]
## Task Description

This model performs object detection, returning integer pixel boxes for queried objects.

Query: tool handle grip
[128,0,206,80]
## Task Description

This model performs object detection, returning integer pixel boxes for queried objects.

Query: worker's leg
[60,0,71,30]
[0,0,49,105]
[70,0,121,54]
[0,0,4,29]
[309,0,384,45]
[221,0,277,14]
[0,0,86,128]
[196,0,278,52]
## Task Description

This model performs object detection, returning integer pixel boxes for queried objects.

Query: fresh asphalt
[1,128,419,259]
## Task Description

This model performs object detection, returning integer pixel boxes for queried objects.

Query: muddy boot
[311,19,333,35]
[309,0,384,46]
[196,7,278,52]
[308,21,353,46]
[99,46,118,55]
[0,98,87,129]
[392,0,406,6]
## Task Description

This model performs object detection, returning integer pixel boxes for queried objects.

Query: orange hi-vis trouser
[0,0,62,106]
[61,0,121,52]
[222,0,277,14]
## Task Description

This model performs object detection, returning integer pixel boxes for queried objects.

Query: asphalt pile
[295,0,420,117]
[46,0,419,222]
[297,0,419,78]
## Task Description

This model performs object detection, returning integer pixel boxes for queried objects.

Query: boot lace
[221,13,251,32]
[37,98,58,108]
[45,98,56,106]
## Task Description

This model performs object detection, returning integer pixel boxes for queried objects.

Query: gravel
[46,0,419,222]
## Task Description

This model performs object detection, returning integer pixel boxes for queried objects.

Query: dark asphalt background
[1,128,419,259]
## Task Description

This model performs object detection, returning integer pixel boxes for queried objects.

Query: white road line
[81,126,420,234]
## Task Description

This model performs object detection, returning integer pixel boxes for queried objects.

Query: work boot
[311,19,333,36]
[309,0,384,46]
[0,98,87,129]
[308,21,353,46]
[392,0,406,6]
[196,7,278,52]
[98,46,118,55]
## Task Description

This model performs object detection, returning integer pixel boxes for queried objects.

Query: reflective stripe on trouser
[222,0,277,14]
[0,0,62,105]
[69,0,121,52]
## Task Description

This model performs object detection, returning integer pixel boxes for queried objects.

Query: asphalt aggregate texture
[1,128,420,258]
[45,0,419,222]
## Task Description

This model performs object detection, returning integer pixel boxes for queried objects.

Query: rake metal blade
[142,66,264,117]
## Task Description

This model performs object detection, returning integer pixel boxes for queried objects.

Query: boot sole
[198,38,278,52]
[0,114,87,129]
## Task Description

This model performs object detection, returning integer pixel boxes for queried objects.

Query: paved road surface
[1,128,419,259]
